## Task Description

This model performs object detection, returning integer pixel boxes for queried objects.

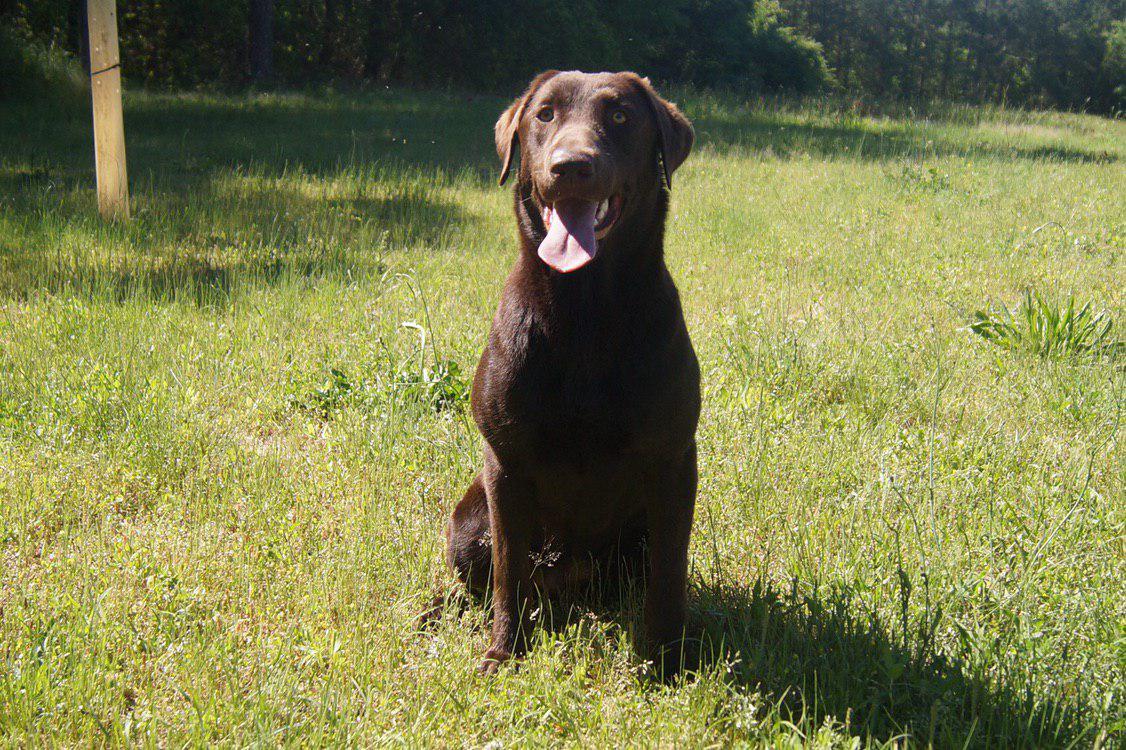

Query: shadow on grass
[0,163,471,304]
[693,111,1118,163]
[1,92,501,181]
[0,90,1117,304]
[682,579,1093,747]
[0,244,383,306]
[3,89,1116,185]
[525,573,1094,747]
[0,92,488,304]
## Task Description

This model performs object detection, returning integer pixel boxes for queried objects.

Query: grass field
[0,88,1123,747]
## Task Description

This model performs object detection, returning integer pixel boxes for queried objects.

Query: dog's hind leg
[419,474,493,628]
[445,472,493,597]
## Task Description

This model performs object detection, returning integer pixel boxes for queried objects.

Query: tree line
[3,0,1124,113]
[786,0,1124,112]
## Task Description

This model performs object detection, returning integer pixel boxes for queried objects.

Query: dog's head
[495,71,693,273]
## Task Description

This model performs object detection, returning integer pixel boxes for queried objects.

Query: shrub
[1101,20,1126,112]
[0,27,86,106]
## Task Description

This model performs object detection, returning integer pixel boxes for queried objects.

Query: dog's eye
[611,110,628,125]
[536,107,554,123]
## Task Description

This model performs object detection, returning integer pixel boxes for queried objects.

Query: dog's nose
[549,149,595,179]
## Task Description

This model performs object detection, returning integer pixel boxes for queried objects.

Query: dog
[444,70,699,675]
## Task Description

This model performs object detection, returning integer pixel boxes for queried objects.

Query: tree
[249,0,274,84]
[1103,19,1126,110]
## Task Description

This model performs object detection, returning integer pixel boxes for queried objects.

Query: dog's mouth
[538,195,623,273]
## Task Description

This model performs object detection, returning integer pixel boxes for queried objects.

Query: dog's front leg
[479,449,535,675]
[644,441,698,678]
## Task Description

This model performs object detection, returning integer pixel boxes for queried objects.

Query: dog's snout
[549,149,596,179]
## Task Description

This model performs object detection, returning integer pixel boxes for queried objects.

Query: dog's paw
[416,594,446,631]
[476,648,511,676]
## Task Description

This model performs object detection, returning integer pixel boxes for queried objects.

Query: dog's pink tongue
[538,200,597,273]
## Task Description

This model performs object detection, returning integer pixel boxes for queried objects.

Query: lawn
[0,88,1122,747]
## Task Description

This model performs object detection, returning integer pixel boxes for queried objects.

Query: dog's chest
[524,348,642,457]
[485,309,685,469]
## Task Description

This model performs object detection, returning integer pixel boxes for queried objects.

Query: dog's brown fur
[444,71,699,675]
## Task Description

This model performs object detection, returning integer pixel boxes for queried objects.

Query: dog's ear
[634,75,694,189]
[495,70,559,186]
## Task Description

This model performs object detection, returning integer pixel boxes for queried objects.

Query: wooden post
[87,0,129,220]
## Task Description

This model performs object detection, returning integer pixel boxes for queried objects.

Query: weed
[286,366,356,418]
[969,289,1120,359]
[394,359,470,412]
[286,359,469,418]
[894,163,953,193]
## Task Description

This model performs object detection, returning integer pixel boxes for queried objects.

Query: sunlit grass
[0,89,1123,746]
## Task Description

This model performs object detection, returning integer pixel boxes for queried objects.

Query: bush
[119,0,251,89]
[645,0,830,93]
[0,27,86,106]
[747,2,831,92]
[1101,20,1126,112]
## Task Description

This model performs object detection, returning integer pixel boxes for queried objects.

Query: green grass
[0,88,1123,747]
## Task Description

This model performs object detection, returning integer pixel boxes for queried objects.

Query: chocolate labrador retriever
[445,70,698,675]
